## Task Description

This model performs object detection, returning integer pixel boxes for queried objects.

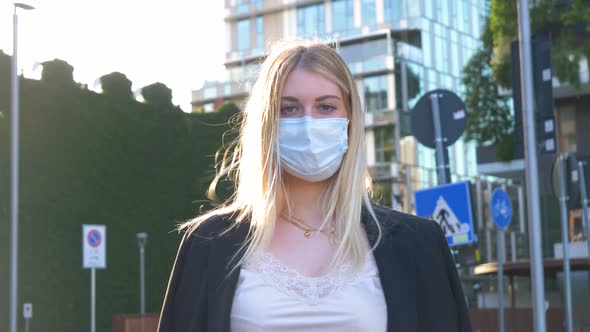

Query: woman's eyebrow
[281,95,342,102]
[315,95,341,101]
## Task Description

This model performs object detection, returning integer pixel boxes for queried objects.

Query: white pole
[510,231,517,262]
[429,94,448,185]
[140,245,145,332]
[497,229,505,332]
[558,155,573,332]
[137,232,148,332]
[516,0,547,330]
[518,186,526,233]
[10,7,20,332]
[91,268,96,332]
[577,161,590,260]
[10,5,35,332]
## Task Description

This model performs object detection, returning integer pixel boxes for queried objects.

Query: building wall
[194,0,489,207]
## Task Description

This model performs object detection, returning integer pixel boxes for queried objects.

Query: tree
[99,71,133,99]
[489,0,590,88]
[462,20,512,147]
[461,0,590,149]
[41,59,77,88]
[141,82,173,108]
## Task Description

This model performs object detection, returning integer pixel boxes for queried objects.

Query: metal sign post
[411,89,467,186]
[10,5,36,332]
[83,225,107,332]
[429,94,448,185]
[136,232,148,332]
[557,155,574,332]
[491,188,512,332]
[91,268,96,332]
[577,161,590,260]
[497,229,506,332]
[517,0,547,329]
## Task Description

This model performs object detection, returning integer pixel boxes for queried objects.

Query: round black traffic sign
[410,89,467,149]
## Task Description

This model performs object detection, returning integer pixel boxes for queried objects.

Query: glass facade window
[236,0,249,15]
[237,19,251,51]
[204,86,217,99]
[361,0,376,27]
[471,3,480,37]
[297,4,325,37]
[384,0,421,20]
[204,103,215,113]
[340,39,388,71]
[408,0,420,17]
[332,0,354,33]
[255,0,263,10]
[256,16,264,49]
[396,61,424,110]
[421,31,432,67]
[374,126,396,162]
[437,0,450,26]
[462,0,470,33]
[364,75,388,112]
[424,0,433,19]
[384,0,402,21]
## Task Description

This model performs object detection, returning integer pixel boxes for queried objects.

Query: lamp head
[14,3,35,10]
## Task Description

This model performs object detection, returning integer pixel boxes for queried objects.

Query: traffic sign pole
[517,0,547,329]
[411,89,466,187]
[429,93,448,185]
[82,225,106,332]
[497,229,505,332]
[577,161,590,261]
[91,268,96,332]
[491,188,512,332]
[558,155,573,332]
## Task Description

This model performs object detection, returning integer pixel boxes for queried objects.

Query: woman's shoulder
[181,212,245,245]
[369,203,444,240]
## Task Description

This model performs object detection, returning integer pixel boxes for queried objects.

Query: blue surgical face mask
[279,116,349,182]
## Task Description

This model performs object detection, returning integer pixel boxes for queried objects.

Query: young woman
[158,40,471,332]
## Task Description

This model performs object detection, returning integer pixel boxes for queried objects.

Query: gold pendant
[304,231,312,238]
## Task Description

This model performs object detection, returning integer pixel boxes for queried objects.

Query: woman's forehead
[281,68,343,100]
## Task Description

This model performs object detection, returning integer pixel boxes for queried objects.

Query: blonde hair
[181,39,382,271]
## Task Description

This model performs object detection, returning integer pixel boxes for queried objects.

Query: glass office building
[193,0,488,211]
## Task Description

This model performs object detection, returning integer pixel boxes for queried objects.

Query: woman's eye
[281,105,297,114]
[319,104,336,112]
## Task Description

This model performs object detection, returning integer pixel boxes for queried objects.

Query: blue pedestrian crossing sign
[414,181,475,246]
[490,188,512,229]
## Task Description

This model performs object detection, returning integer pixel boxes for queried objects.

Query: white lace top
[230,251,387,332]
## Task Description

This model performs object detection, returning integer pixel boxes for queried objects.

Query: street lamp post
[10,4,35,332]
[136,232,148,332]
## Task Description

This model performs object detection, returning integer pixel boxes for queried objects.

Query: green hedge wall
[0,53,240,332]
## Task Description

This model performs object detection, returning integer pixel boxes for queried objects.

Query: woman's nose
[302,106,315,118]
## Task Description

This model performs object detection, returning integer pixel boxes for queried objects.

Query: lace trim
[242,251,378,305]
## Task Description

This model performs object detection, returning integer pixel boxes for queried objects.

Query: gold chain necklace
[280,213,337,244]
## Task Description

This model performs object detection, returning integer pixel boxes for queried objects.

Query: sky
[0,0,226,112]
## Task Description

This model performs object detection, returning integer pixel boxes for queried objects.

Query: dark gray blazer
[158,204,472,332]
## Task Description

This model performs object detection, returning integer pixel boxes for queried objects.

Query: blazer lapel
[206,221,249,332]
[364,206,418,332]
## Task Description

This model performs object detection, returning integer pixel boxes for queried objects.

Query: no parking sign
[83,225,106,269]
